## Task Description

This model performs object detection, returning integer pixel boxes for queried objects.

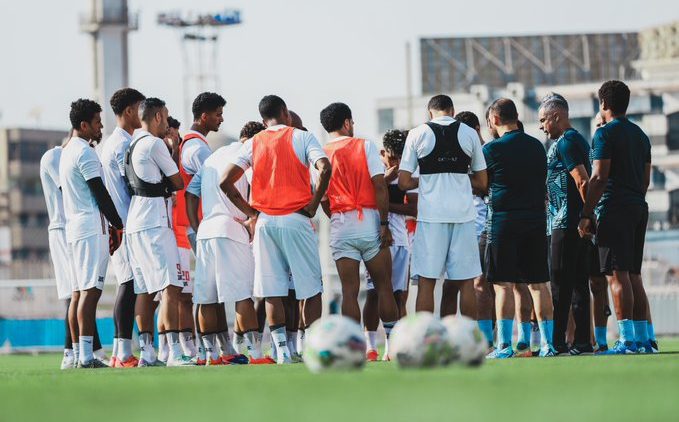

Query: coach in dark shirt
[483,98,555,358]
[579,80,653,354]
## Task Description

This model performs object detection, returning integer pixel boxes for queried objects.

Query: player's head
[69,98,103,143]
[259,95,290,126]
[538,93,569,140]
[487,98,518,139]
[598,80,630,121]
[289,110,307,131]
[455,111,482,142]
[239,121,266,142]
[192,92,226,132]
[166,115,181,141]
[139,97,169,138]
[427,94,454,119]
[320,102,353,137]
[381,129,408,168]
[110,88,145,130]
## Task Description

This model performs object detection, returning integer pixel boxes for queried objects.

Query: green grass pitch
[1,339,678,422]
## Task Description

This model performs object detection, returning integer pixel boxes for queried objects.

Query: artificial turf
[1,339,678,422]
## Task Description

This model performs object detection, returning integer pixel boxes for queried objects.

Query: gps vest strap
[417,121,471,175]
[124,135,172,198]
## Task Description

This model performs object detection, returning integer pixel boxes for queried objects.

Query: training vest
[323,137,377,218]
[417,121,471,175]
[250,127,312,216]
[124,135,172,198]
[173,133,206,248]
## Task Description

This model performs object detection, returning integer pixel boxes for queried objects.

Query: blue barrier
[0,318,116,349]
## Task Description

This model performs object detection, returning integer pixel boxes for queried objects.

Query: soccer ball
[441,315,486,367]
[303,315,367,373]
[390,312,450,368]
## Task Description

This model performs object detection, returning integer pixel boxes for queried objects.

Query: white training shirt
[59,137,106,242]
[186,143,250,244]
[388,168,419,247]
[100,126,133,223]
[400,116,486,223]
[326,137,384,240]
[473,195,488,237]
[125,130,180,234]
[39,146,66,231]
[181,130,212,175]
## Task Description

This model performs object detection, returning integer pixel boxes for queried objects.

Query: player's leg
[156,303,169,363]
[440,281,459,317]
[113,280,137,366]
[489,282,515,358]
[364,245,399,360]
[629,208,653,353]
[363,287,379,361]
[444,222,481,322]
[178,293,197,358]
[77,287,103,366]
[411,222,447,313]
[646,298,658,352]
[607,270,636,352]
[513,284,533,356]
[254,298,266,355]
[457,279,476,318]
[296,300,305,356]
[285,288,300,357]
[61,299,75,369]
[336,257,362,322]
[194,237,221,364]
[475,232,494,349]
[198,303,221,365]
[69,291,80,363]
[569,235,593,354]
[549,229,573,353]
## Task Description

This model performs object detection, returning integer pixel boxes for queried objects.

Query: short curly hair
[192,92,226,120]
[110,88,145,116]
[455,111,480,130]
[320,102,352,133]
[69,99,102,130]
[598,80,630,115]
[167,116,180,130]
[382,129,408,157]
[239,121,266,140]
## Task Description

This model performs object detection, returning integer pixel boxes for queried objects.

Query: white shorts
[48,229,75,299]
[177,246,193,294]
[330,234,381,262]
[110,233,134,285]
[410,221,481,281]
[127,227,183,294]
[253,213,322,300]
[194,237,254,304]
[68,233,108,292]
[367,245,410,292]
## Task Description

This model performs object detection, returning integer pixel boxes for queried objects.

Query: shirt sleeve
[45,152,61,188]
[152,139,180,177]
[78,148,102,181]
[186,168,202,197]
[301,131,327,167]
[232,138,253,170]
[591,127,611,160]
[365,140,385,177]
[644,134,652,164]
[466,128,487,172]
[182,141,211,175]
[482,143,494,174]
[557,134,586,171]
[114,141,128,177]
[399,128,420,173]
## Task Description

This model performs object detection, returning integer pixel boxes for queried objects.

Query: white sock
[216,331,236,356]
[117,338,133,360]
[111,337,118,359]
[63,348,74,358]
[270,326,291,363]
[365,331,377,351]
[233,333,248,355]
[157,332,168,361]
[201,333,219,360]
[245,331,263,359]
[179,331,197,357]
[167,331,183,360]
[297,330,305,354]
[79,336,94,364]
[73,343,80,363]
[139,332,156,362]
[383,321,396,359]
[287,331,297,355]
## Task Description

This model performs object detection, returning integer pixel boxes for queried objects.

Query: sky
[0,0,676,140]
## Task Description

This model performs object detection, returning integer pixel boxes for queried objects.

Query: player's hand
[578,217,593,238]
[109,226,123,255]
[379,226,393,249]
[235,215,257,242]
[384,166,399,183]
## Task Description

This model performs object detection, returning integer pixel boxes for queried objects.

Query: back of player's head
[598,80,630,115]
[382,129,408,157]
[69,99,102,129]
[110,88,146,116]
[139,97,166,123]
[258,95,287,120]
[455,111,480,130]
[167,116,181,130]
[240,121,266,140]
[427,94,454,112]
[488,98,519,125]
[320,102,352,133]
[192,92,226,121]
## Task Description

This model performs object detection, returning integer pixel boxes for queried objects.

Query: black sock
[64,299,72,350]
[114,280,136,339]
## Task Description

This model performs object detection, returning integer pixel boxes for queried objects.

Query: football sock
[477,320,494,346]
[216,330,236,356]
[201,333,219,360]
[497,319,513,349]
[618,319,634,344]
[365,331,377,351]
[64,348,74,358]
[180,331,197,357]
[167,331,183,360]
[245,331,263,359]
[633,320,649,344]
[594,326,608,347]
[270,325,291,363]
[647,323,656,341]
[538,320,554,347]
[287,331,297,355]
[297,329,305,354]
[117,338,133,360]
[139,332,155,362]
[383,321,396,358]
[158,332,169,362]
[530,321,541,349]
[111,337,118,360]
[73,343,80,364]
[79,335,94,364]
[233,333,248,355]
[518,322,531,346]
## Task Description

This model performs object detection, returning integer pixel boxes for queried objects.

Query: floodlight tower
[80,0,138,135]
[158,9,242,125]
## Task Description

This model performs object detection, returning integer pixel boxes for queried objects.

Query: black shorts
[485,218,549,284]
[550,228,590,283]
[596,205,648,275]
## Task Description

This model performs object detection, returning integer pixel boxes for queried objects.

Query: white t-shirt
[181,131,212,175]
[100,126,133,223]
[125,130,180,234]
[388,168,418,247]
[473,196,488,237]
[59,137,106,242]
[400,116,486,223]
[187,143,249,244]
[327,137,384,240]
[39,146,65,231]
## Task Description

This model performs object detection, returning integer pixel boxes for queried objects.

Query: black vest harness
[124,135,173,198]
[417,121,471,175]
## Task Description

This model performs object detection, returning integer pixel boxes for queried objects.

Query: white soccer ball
[390,312,450,368]
[303,315,367,373]
[442,315,486,367]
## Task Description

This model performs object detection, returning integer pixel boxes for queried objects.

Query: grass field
[2,339,679,422]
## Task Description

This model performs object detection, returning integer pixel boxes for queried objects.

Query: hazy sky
[0,0,676,139]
